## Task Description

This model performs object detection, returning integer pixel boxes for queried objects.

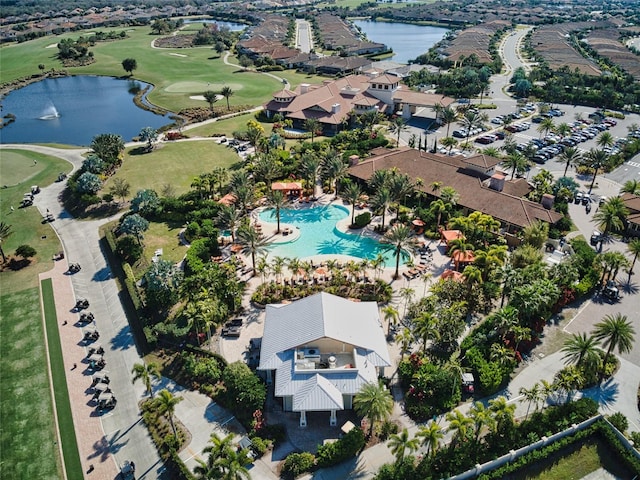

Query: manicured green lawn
[1,26,329,114]
[0,287,62,480]
[0,149,72,293]
[103,140,242,198]
[41,279,83,480]
[516,438,631,480]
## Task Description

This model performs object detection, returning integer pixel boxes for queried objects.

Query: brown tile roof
[348,148,563,229]
[393,90,456,108]
[621,192,640,226]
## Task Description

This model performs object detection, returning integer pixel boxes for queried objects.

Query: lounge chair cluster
[403,264,430,280]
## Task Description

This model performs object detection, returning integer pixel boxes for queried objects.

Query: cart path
[39,260,119,479]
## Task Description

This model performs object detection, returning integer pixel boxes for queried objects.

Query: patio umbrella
[230,244,243,253]
[412,219,426,226]
[315,267,328,276]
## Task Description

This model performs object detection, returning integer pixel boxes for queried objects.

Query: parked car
[452,130,467,138]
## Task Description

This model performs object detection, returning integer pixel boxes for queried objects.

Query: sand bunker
[189,94,223,101]
[165,81,244,93]
[169,53,187,57]
[45,43,58,48]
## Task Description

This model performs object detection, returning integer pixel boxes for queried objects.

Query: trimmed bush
[316,428,365,468]
[282,452,315,478]
[354,212,371,228]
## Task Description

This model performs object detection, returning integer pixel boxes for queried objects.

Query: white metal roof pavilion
[258,292,391,426]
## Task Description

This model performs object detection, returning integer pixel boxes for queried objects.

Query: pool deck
[223,193,456,367]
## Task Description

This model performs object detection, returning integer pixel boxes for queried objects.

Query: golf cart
[75,298,90,310]
[462,372,475,394]
[31,185,40,194]
[79,312,94,324]
[87,344,104,357]
[88,353,106,370]
[590,230,602,246]
[91,371,110,387]
[56,172,67,182]
[92,381,111,399]
[97,392,117,411]
[119,460,136,479]
[68,263,81,273]
[602,280,620,302]
[84,329,100,343]
[20,197,33,208]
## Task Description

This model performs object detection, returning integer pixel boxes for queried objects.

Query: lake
[352,20,449,64]
[182,19,247,31]
[0,76,170,146]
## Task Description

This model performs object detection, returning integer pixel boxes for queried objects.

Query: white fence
[447,415,604,480]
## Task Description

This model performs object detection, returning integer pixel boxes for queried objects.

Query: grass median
[41,278,84,480]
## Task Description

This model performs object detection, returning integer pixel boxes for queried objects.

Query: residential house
[257,292,391,427]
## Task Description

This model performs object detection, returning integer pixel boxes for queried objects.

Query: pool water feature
[258,205,407,267]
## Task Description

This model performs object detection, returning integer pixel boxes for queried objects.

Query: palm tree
[153,389,184,437]
[440,136,458,153]
[445,409,474,446]
[440,106,459,137]
[620,179,640,195]
[388,117,408,147]
[555,122,572,138]
[303,118,321,143]
[236,225,269,274]
[197,432,252,480]
[395,327,413,359]
[216,206,242,242]
[429,199,449,229]
[269,190,286,234]
[416,421,444,457]
[559,146,582,177]
[0,222,13,263]
[382,225,418,280]
[627,238,640,280]
[518,384,542,419]
[321,152,348,199]
[460,110,487,146]
[371,187,392,230]
[469,401,496,442]
[430,181,442,195]
[596,131,615,149]
[503,152,528,179]
[342,182,362,226]
[561,332,602,372]
[440,186,459,206]
[488,396,516,432]
[203,90,219,113]
[593,196,629,235]
[131,362,161,398]
[381,305,399,337]
[413,312,439,350]
[353,381,394,438]
[537,117,555,139]
[300,154,321,199]
[585,148,608,194]
[388,428,418,464]
[220,86,234,110]
[592,313,636,381]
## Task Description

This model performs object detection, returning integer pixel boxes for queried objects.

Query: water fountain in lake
[39,103,59,120]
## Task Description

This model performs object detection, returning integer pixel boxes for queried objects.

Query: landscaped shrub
[220,362,266,425]
[116,235,142,263]
[282,452,315,478]
[182,352,222,385]
[607,412,628,433]
[315,428,365,468]
[354,212,371,228]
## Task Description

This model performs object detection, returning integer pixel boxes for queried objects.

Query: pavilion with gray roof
[258,292,391,427]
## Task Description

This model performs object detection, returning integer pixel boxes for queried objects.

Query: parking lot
[401,103,640,170]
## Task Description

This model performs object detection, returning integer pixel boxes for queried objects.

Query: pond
[0,76,170,146]
[352,20,449,64]
[182,18,247,31]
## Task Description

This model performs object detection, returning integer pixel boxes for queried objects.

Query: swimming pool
[258,205,407,267]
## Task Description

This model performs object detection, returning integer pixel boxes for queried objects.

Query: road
[295,19,313,53]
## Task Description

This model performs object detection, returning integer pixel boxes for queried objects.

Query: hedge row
[478,419,640,479]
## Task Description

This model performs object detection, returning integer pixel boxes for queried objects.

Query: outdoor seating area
[402,263,430,280]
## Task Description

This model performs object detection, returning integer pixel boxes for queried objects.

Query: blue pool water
[258,205,406,267]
